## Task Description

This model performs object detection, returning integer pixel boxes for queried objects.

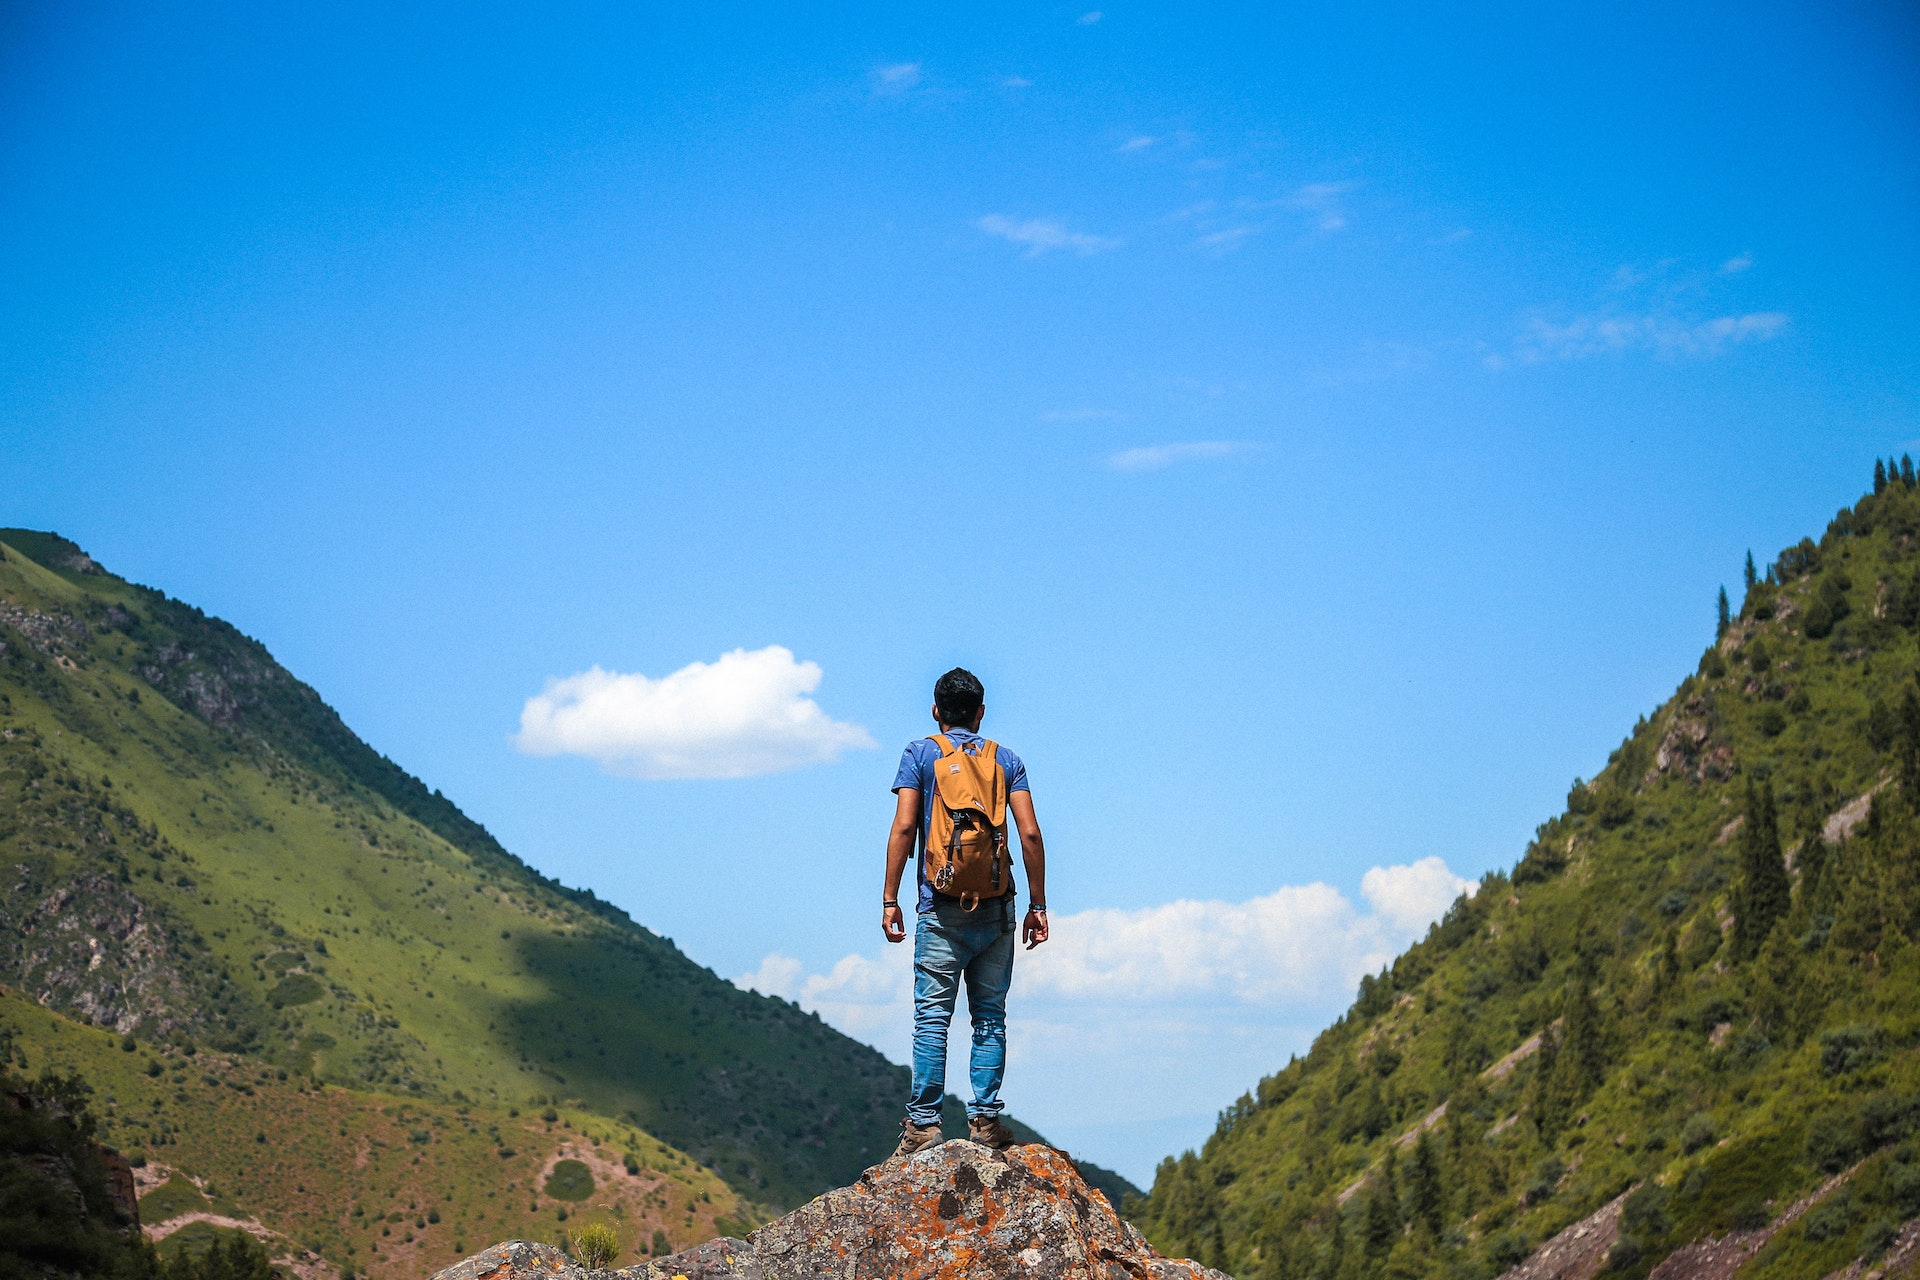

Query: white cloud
[1362,856,1476,933]
[975,214,1120,257]
[1078,10,1104,24]
[1721,254,1754,275]
[513,645,874,780]
[871,62,922,94]
[1001,75,1034,88]
[1117,135,1157,152]
[735,858,1477,1181]
[1496,309,1788,367]
[1107,441,1253,471]
[1284,181,1354,231]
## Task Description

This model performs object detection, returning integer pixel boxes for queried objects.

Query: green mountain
[0,528,1139,1272]
[1132,470,1920,1280]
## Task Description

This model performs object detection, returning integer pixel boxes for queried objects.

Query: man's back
[878,667,1049,1157]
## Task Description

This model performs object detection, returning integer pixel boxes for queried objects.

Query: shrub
[1658,892,1690,917]
[1622,1184,1672,1239]
[1862,1217,1900,1259]
[571,1221,620,1270]
[1682,1113,1718,1154]
[1728,1196,1771,1231]
[1605,1237,1643,1272]
[1802,1190,1859,1241]
[1758,707,1787,737]
[1822,1025,1885,1076]
[1485,1231,1530,1272]
[545,1160,594,1201]
[651,1229,671,1256]
[1860,1093,1920,1149]
[1522,1158,1566,1206]
[1806,1109,1863,1173]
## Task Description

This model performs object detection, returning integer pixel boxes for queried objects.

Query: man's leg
[961,898,1016,1122]
[907,911,965,1130]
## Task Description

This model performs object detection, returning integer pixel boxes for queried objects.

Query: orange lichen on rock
[431,1141,1225,1280]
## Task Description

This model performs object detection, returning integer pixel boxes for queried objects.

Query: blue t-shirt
[892,728,1030,913]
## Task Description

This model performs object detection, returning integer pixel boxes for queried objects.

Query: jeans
[907,895,1015,1126]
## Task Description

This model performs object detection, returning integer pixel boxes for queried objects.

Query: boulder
[430,1141,1227,1280]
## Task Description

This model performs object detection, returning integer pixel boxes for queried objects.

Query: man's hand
[882,903,907,943]
[1022,906,1049,950]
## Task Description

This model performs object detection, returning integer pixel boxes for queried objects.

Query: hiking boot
[892,1119,942,1159]
[968,1114,1018,1150]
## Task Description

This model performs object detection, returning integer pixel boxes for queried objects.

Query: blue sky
[4,1,1917,1184]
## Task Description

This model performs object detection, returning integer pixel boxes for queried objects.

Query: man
[883,667,1049,1158]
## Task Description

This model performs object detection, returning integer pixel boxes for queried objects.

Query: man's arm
[1010,790,1049,949]
[882,788,919,943]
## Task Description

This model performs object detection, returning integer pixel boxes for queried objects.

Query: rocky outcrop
[431,1142,1226,1280]
[0,869,210,1037]
[1491,1191,1629,1280]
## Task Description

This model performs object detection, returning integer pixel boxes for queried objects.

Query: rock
[430,1142,1227,1280]
[1490,1190,1629,1280]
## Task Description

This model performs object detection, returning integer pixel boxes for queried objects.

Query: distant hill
[1130,469,1920,1280]
[0,528,1137,1275]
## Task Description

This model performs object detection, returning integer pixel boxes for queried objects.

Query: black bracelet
[1029,903,1047,912]
[882,900,899,908]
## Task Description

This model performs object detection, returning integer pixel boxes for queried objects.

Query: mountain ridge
[1131,470,1920,1280]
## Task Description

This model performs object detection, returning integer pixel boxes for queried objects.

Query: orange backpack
[923,734,1011,909]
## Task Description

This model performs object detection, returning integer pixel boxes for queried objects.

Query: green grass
[140,1174,214,1223]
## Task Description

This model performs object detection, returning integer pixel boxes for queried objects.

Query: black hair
[933,668,985,725]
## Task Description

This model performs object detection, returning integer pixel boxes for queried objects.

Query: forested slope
[1132,467,1920,1280]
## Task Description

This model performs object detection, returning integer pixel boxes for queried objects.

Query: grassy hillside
[1132,470,1920,1280]
[0,987,739,1278]
[0,530,936,1225]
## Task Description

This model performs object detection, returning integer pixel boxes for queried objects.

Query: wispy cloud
[975,214,1120,257]
[1721,254,1754,275]
[870,62,922,94]
[1078,10,1104,24]
[1107,440,1254,471]
[1284,181,1354,231]
[1117,135,1157,152]
[514,646,874,780]
[1196,225,1257,253]
[1001,75,1033,89]
[1493,310,1789,368]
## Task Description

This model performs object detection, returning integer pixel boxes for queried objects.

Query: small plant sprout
[572,1221,620,1270]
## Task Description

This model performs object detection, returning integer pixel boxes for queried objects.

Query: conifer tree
[1903,454,1915,487]
[1901,686,1920,799]
[1717,586,1730,638]
[1561,978,1604,1091]
[1876,458,1888,493]
[1407,1131,1444,1237]
[1798,824,1828,908]
[1733,780,1791,960]
[1363,1148,1401,1258]
[1744,551,1757,592]
[1527,1023,1567,1142]
[1317,1212,1346,1280]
